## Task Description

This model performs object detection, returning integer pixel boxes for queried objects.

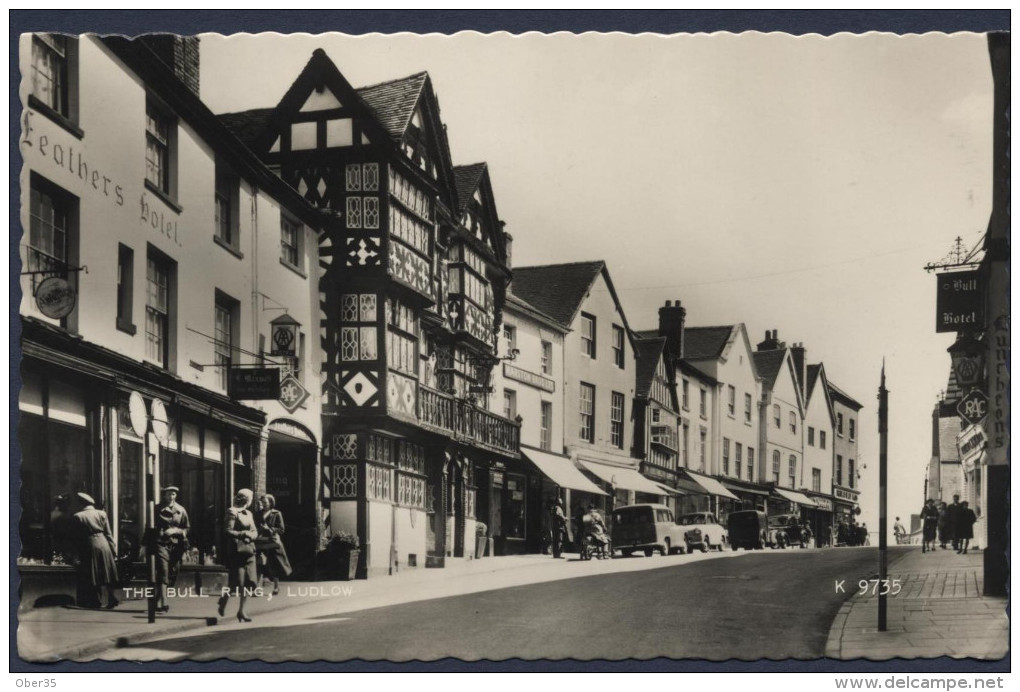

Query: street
[104,547,881,662]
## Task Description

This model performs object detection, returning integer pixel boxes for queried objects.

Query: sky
[199,31,995,536]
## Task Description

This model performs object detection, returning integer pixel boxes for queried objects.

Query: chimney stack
[757,328,785,351]
[790,342,807,398]
[139,35,201,98]
[502,222,512,269]
[658,300,686,363]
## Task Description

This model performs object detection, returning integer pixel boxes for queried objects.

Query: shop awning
[683,471,740,501]
[523,450,607,495]
[578,460,667,495]
[722,481,770,497]
[654,482,684,496]
[773,488,818,508]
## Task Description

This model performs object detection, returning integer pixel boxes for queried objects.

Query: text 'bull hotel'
[17,34,864,593]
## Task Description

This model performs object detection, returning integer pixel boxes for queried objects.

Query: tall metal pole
[878,361,888,631]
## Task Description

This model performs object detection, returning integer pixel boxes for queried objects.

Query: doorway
[266,428,317,579]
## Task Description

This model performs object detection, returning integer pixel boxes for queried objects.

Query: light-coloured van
[611,504,686,556]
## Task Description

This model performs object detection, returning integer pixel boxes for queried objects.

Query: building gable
[453,163,506,263]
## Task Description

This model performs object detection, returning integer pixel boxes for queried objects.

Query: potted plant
[323,532,360,580]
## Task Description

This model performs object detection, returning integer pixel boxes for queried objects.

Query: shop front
[722,478,771,517]
[577,459,668,538]
[18,318,266,606]
[474,457,541,556]
[802,492,834,547]
[675,470,739,523]
[520,447,607,553]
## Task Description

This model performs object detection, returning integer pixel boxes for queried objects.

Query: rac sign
[957,389,989,427]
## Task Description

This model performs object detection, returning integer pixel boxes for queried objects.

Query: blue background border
[10,9,1010,674]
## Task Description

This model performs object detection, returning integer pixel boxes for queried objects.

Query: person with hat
[255,494,292,595]
[217,488,259,622]
[154,485,190,613]
[71,492,120,609]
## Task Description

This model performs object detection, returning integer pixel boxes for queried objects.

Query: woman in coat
[217,489,258,622]
[921,500,939,553]
[937,502,950,549]
[256,494,292,595]
[956,501,977,555]
[71,492,120,609]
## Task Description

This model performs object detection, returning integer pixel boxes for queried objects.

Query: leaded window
[346,196,362,229]
[339,293,378,362]
[387,297,418,376]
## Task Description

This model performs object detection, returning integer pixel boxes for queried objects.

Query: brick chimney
[139,35,201,98]
[790,342,807,397]
[502,222,512,269]
[658,300,686,363]
[757,329,785,351]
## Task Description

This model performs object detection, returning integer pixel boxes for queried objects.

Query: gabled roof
[634,336,667,399]
[510,261,637,349]
[826,381,864,411]
[356,72,429,142]
[683,326,735,361]
[753,349,787,389]
[510,261,606,328]
[217,108,275,151]
[453,163,487,215]
[806,364,822,401]
[505,293,569,334]
[678,360,718,386]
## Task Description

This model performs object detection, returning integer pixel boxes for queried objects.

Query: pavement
[825,545,1009,660]
[17,548,743,663]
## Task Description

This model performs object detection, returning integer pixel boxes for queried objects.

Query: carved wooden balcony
[417,384,520,457]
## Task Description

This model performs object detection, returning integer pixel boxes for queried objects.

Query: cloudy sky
[200,31,994,533]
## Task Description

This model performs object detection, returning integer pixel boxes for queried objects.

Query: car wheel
[663,539,671,556]
[621,549,633,557]
[700,541,709,553]
[644,548,654,557]
[731,543,738,551]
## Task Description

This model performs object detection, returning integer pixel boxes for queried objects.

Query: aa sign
[270,313,301,357]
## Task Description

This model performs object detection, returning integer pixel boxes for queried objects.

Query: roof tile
[509,261,605,328]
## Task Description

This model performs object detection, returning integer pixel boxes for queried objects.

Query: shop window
[540,401,552,451]
[610,391,624,448]
[579,382,595,442]
[30,34,78,127]
[504,473,526,539]
[17,375,94,564]
[612,325,625,368]
[145,249,175,369]
[145,97,176,199]
[117,439,143,561]
[280,216,302,269]
[214,165,240,252]
[116,244,135,334]
[580,313,596,358]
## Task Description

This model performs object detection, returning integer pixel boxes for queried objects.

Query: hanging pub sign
[229,367,281,400]
[957,424,986,473]
[270,313,301,357]
[35,276,76,319]
[935,270,984,333]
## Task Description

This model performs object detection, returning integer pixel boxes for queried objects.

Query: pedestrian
[217,489,259,623]
[921,501,938,553]
[937,501,949,549]
[956,501,977,555]
[71,492,120,609]
[893,516,906,545]
[549,498,570,559]
[947,494,962,551]
[255,494,292,595]
[836,521,848,547]
[153,486,190,613]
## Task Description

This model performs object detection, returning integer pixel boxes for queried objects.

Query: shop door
[266,441,317,579]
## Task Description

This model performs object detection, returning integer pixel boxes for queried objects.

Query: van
[611,504,686,556]
[727,510,768,550]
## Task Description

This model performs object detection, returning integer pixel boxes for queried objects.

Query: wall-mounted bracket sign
[936,270,984,333]
[270,313,301,357]
[229,367,281,400]
[34,277,77,319]
[278,373,310,413]
[957,389,989,428]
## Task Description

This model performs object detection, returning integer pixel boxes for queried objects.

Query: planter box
[316,549,360,580]
[474,535,488,559]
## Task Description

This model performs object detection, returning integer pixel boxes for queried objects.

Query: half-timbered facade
[219,50,519,577]
[633,335,682,512]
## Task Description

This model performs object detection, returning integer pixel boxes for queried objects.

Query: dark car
[727,510,768,550]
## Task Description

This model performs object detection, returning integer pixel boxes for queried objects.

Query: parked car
[767,514,810,549]
[677,512,728,552]
[727,510,768,550]
[612,504,686,557]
